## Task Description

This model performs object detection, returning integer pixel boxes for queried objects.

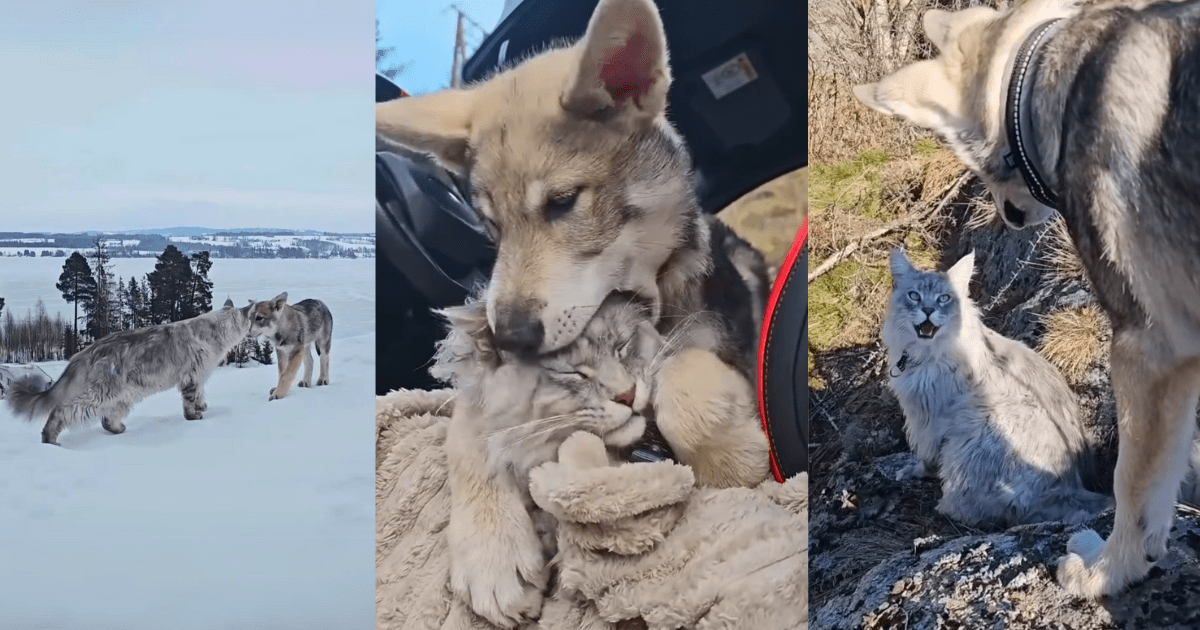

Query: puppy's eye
[937,294,951,304]
[617,339,634,359]
[544,187,581,219]
[907,291,920,302]
[255,316,264,322]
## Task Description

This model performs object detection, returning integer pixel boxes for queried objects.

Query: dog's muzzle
[915,320,939,339]
[1003,201,1026,228]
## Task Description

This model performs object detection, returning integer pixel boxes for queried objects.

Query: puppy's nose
[613,384,636,407]
[493,305,544,353]
[922,307,934,317]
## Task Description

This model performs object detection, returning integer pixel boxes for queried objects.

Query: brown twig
[807,170,973,284]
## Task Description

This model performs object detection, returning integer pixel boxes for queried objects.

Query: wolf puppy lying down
[7,298,257,445]
[431,292,768,628]
[855,0,1200,598]
[247,292,334,401]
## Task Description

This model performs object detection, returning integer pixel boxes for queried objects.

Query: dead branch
[808,170,972,284]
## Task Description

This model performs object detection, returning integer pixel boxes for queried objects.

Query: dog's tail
[6,371,71,424]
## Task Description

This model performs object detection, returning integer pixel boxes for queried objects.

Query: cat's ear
[946,250,976,295]
[435,299,499,368]
[889,248,918,283]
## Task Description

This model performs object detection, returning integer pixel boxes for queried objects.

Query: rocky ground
[808,180,1200,629]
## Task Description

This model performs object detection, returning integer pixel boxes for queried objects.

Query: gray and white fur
[7,298,255,445]
[248,292,333,401]
[883,249,1110,528]
[430,291,663,628]
[854,0,1200,597]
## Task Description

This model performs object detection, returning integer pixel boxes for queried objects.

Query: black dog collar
[1003,18,1063,211]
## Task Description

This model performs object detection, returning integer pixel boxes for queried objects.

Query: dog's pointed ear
[270,292,288,309]
[922,10,955,52]
[562,0,670,122]
[946,250,976,295]
[889,248,918,281]
[223,297,235,310]
[376,88,478,175]
[853,60,964,136]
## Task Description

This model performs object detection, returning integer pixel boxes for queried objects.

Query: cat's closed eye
[907,291,920,301]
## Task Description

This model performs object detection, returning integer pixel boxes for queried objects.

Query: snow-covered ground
[0,258,376,629]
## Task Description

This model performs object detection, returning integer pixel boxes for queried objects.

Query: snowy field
[0,258,376,629]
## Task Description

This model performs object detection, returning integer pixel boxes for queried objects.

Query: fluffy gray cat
[428,291,667,628]
[883,248,1111,528]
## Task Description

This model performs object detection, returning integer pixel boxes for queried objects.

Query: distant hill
[0,229,375,260]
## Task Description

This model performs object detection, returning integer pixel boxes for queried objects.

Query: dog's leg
[195,382,207,412]
[653,347,771,488]
[42,408,70,446]
[275,348,286,377]
[1058,330,1200,597]
[100,402,131,435]
[316,338,330,386]
[181,378,205,420]
[269,349,304,400]
[297,345,314,388]
[445,408,546,627]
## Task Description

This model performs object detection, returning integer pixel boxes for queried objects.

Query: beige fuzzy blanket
[377,388,808,630]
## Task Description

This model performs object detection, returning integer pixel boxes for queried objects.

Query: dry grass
[1041,216,1087,285]
[1038,304,1110,385]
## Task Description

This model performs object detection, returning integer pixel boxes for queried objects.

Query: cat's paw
[449,520,546,628]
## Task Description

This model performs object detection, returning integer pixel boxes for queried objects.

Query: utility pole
[450,9,466,88]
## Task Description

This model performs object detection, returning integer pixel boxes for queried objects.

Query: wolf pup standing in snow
[247,292,333,401]
[7,298,256,445]
[884,249,1110,529]
[855,0,1200,597]
[376,0,771,621]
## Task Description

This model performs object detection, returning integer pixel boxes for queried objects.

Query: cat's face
[432,292,663,471]
[885,249,975,346]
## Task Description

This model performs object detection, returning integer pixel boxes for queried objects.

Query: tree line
[1,238,271,366]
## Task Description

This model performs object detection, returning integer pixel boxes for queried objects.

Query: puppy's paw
[196,400,208,412]
[268,390,283,401]
[1057,529,1144,598]
[316,378,329,386]
[297,380,310,388]
[449,524,546,628]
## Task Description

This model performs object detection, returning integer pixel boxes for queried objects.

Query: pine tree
[258,338,274,365]
[56,252,96,351]
[87,236,116,340]
[147,245,194,324]
[187,251,215,317]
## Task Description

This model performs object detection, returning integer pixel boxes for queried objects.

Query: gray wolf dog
[431,291,769,627]
[7,298,255,445]
[247,292,333,401]
[884,249,1110,528]
[374,0,765,369]
[854,0,1200,597]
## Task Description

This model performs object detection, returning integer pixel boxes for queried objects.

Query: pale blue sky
[1,0,373,233]
[376,0,508,96]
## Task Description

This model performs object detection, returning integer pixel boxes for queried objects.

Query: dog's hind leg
[100,402,131,435]
[1058,330,1200,597]
[315,337,330,386]
[297,345,314,388]
[181,378,205,420]
[42,408,70,446]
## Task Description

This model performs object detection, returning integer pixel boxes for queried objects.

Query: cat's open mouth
[915,321,939,339]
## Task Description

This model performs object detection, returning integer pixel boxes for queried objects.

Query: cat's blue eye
[907,291,920,301]
[937,294,951,304]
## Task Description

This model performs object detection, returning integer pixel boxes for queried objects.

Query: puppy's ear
[562,0,671,123]
[270,292,288,309]
[223,298,235,310]
[376,87,478,176]
[853,60,967,138]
